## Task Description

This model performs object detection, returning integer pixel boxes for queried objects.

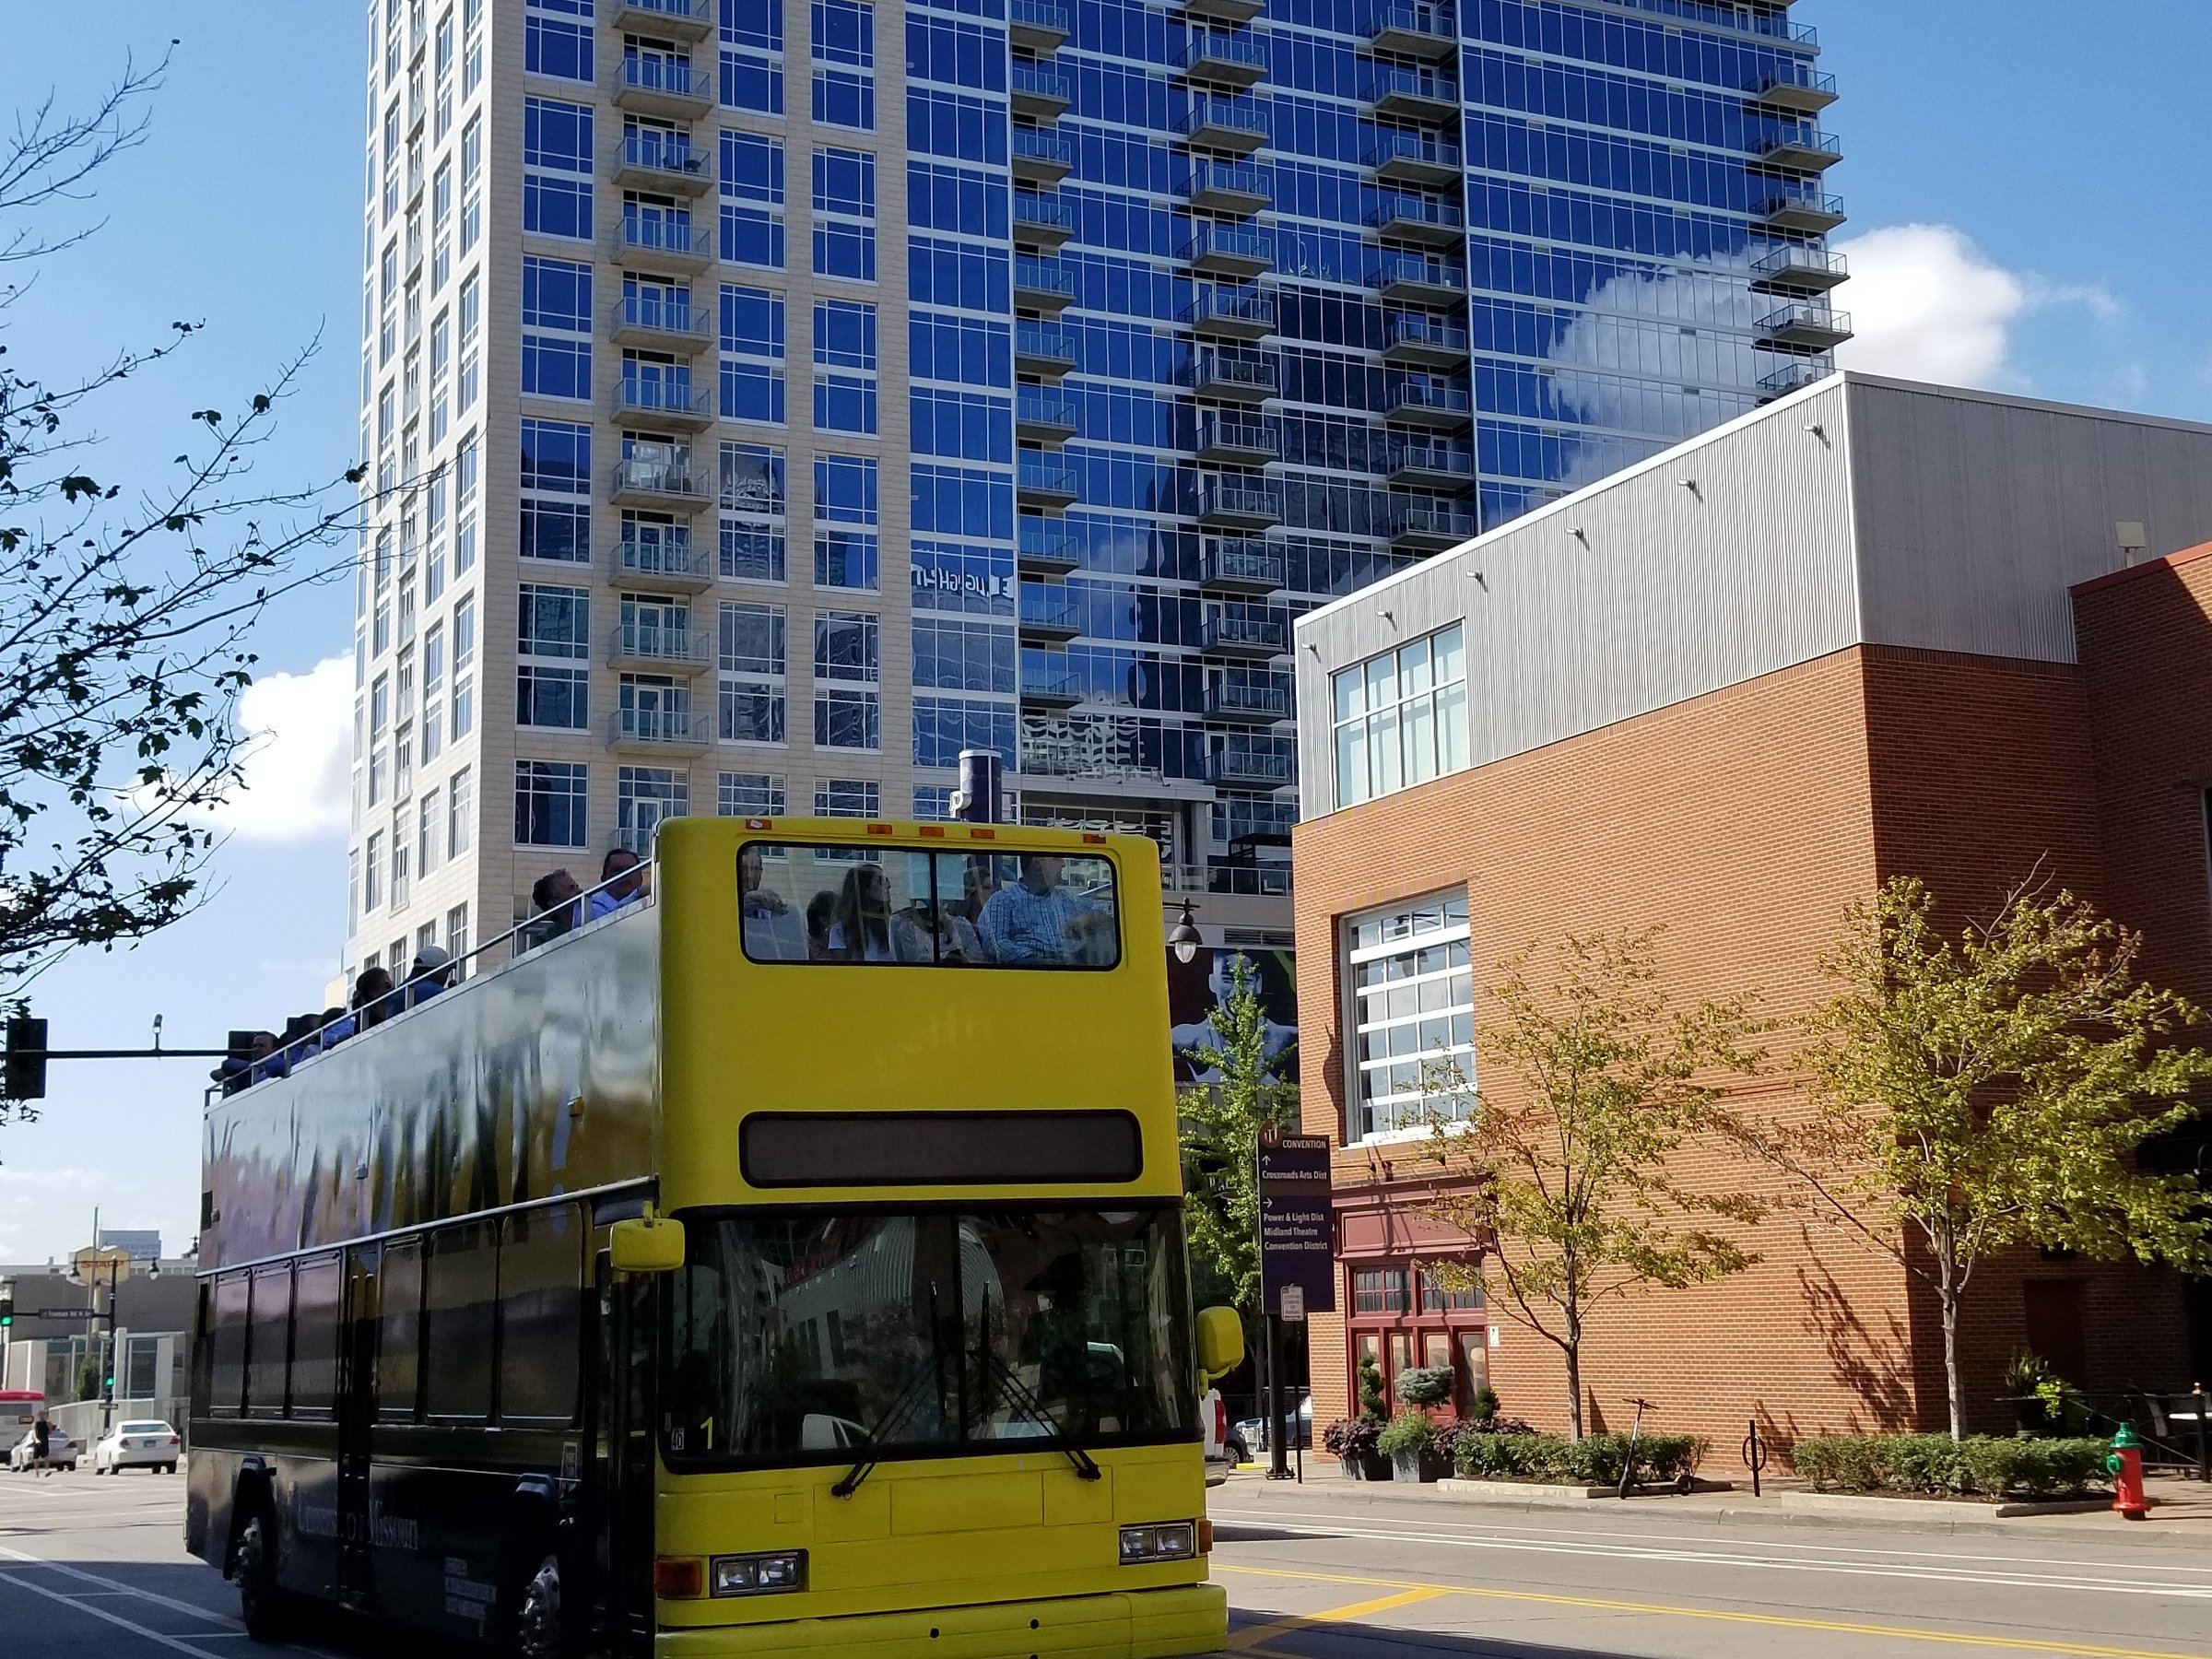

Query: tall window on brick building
[1330,622,1469,808]
[1341,889,1475,1141]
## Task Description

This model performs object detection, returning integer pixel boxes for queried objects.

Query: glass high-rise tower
[344,0,1842,981]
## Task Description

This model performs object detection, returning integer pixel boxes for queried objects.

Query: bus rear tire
[235,1512,292,1643]
[513,1554,563,1659]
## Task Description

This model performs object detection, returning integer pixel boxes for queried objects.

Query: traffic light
[0,1278,13,1329]
[4,1016,46,1101]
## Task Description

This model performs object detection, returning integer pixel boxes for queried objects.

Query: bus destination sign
[1256,1131,1335,1317]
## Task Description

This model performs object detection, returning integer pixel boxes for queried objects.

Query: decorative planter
[1340,1452,1393,1481]
[1391,1449,1450,1483]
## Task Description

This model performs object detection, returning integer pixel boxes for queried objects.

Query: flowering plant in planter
[1322,1416,1390,1479]
[1377,1409,1451,1482]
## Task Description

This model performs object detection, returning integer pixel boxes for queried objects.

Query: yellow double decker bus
[186,818,1241,1658]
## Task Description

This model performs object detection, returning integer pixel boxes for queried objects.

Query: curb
[1436,1478,1739,1505]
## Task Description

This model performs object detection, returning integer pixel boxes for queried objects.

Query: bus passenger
[320,968,396,1049]
[977,855,1099,965]
[739,844,807,959]
[827,865,931,962]
[591,848,648,919]
[407,944,457,1005]
[531,869,585,938]
[805,891,837,960]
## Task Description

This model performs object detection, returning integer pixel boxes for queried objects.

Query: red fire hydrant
[2107,1423,2147,1520]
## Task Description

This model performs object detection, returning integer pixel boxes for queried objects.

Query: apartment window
[382,103,401,218]
[814,779,878,818]
[617,767,688,854]
[719,286,785,425]
[448,766,474,858]
[364,830,384,912]
[418,793,440,878]
[515,760,589,847]
[720,0,783,113]
[812,299,877,434]
[379,241,399,362]
[517,584,592,729]
[369,673,392,806]
[446,900,471,969]
[421,622,444,762]
[457,273,480,411]
[430,164,452,290]
[462,0,484,92]
[524,0,594,81]
[1331,622,1469,809]
[459,114,482,253]
[717,772,786,817]
[810,0,875,132]
[912,698,1013,770]
[912,616,1013,693]
[717,601,786,744]
[1344,889,1474,1142]
[522,257,593,400]
[524,98,594,241]
[520,418,592,562]
[813,612,879,749]
[719,134,784,271]
[452,594,476,738]
[433,10,454,137]
[428,313,451,441]
[810,148,876,281]
[390,806,412,908]
[812,453,877,590]
[454,434,479,572]
[719,441,786,582]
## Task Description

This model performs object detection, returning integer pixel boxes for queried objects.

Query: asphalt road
[5,1461,2210,1658]
[1211,1473,2212,1659]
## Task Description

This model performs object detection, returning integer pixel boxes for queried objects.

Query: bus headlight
[711,1550,807,1596]
[1118,1522,1197,1565]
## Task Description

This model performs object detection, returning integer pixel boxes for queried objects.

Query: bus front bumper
[656,1583,1227,1659]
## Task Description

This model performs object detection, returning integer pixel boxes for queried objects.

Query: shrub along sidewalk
[1788,1434,2111,1500]
[1452,1430,1706,1488]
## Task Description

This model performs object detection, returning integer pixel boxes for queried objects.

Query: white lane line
[0,1562,232,1658]
[1209,1514,2212,1602]
[0,1546,241,1626]
[1218,1505,2212,1577]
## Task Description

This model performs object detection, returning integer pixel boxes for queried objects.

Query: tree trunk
[1936,1225,1965,1442]
[1563,1305,1584,1441]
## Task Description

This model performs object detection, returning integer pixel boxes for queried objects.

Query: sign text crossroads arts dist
[1256,1134,1335,1318]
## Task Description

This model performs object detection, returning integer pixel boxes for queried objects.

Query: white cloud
[1835,223,2117,390]
[206,654,354,841]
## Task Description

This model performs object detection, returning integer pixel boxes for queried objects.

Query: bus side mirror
[1194,1306,1243,1383]
[610,1216,686,1274]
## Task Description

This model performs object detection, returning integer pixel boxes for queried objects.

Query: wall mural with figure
[1167,945,1297,1084]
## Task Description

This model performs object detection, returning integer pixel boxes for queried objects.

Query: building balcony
[1017,385,1081,444]
[1016,320,1079,379]
[1184,222,1274,278]
[1011,63,1073,121]
[1198,535,1287,594]
[1752,187,1846,235]
[1206,737,1296,788]
[1179,0,1263,24]
[1374,253,1467,306]
[1381,311,1470,368]
[1368,192,1465,247]
[1008,0,1071,53]
[609,705,709,753]
[612,533,715,591]
[1196,478,1284,530]
[1757,359,1830,401]
[609,454,712,510]
[1386,500,1478,551]
[1205,675,1292,724]
[1186,283,1276,341]
[610,217,714,273]
[612,56,716,120]
[1367,67,1460,123]
[1013,192,1077,250]
[1748,242,1849,295]
[1183,159,1273,217]
[1757,125,1843,173]
[612,134,713,196]
[1018,587,1084,642]
[1747,62,1839,114]
[1184,348,1279,402]
[1018,518,1081,574]
[1018,453,1081,510]
[610,0,716,41]
[1384,380,1473,428]
[1385,439,1475,489]
[1194,411,1278,466]
[609,295,716,352]
[1368,128,1463,186]
[1200,609,1288,659]
[607,624,714,675]
[1179,96,1269,155]
[1178,31,1269,88]
[1758,301,1853,351]
[1369,2,1457,59]
[1012,125,1075,184]
[1021,666,1084,710]
[1014,254,1078,313]
[614,378,716,430]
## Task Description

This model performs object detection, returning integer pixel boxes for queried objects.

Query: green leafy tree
[1414,928,1769,1439]
[1178,955,1298,1349]
[1740,876,2212,1441]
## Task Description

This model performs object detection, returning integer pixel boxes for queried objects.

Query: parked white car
[1201,1386,1233,1487]
[6,1427,76,1471]
[91,1420,180,1475]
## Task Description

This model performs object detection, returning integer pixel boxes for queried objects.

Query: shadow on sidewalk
[1229,1609,1656,1658]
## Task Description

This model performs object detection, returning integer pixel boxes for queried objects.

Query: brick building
[1288,374,2212,1458]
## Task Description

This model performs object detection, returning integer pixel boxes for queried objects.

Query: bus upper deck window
[738,843,1118,969]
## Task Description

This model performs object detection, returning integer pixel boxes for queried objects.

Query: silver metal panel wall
[1846,378,2212,664]
[1296,380,1861,819]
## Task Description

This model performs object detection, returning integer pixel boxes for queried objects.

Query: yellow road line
[1215,1563,2212,1659]
[1226,1587,1447,1653]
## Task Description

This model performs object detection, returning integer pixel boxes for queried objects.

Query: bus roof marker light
[970,826,996,839]
[1170,900,1203,964]
[867,823,893,836]
[920,825,946,837]
[745,818,771,830]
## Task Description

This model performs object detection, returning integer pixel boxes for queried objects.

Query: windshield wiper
[832,1283,952,1500]
[971,1293,1101,1482]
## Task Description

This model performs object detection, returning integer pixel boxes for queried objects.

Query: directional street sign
[1256,1131,1335,1318]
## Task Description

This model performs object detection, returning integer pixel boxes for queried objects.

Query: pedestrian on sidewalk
[31,1413,53,1477]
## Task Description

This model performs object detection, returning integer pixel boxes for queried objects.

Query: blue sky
[5,1,2212,1259]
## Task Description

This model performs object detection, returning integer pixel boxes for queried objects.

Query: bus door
[336,1246,379,1611]
[587,1249,656,1650]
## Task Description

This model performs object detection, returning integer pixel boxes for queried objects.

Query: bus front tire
[513,1554,562,1659]
[235,1512,292,1643]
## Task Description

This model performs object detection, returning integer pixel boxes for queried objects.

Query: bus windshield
[662,1206,1193,1467]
